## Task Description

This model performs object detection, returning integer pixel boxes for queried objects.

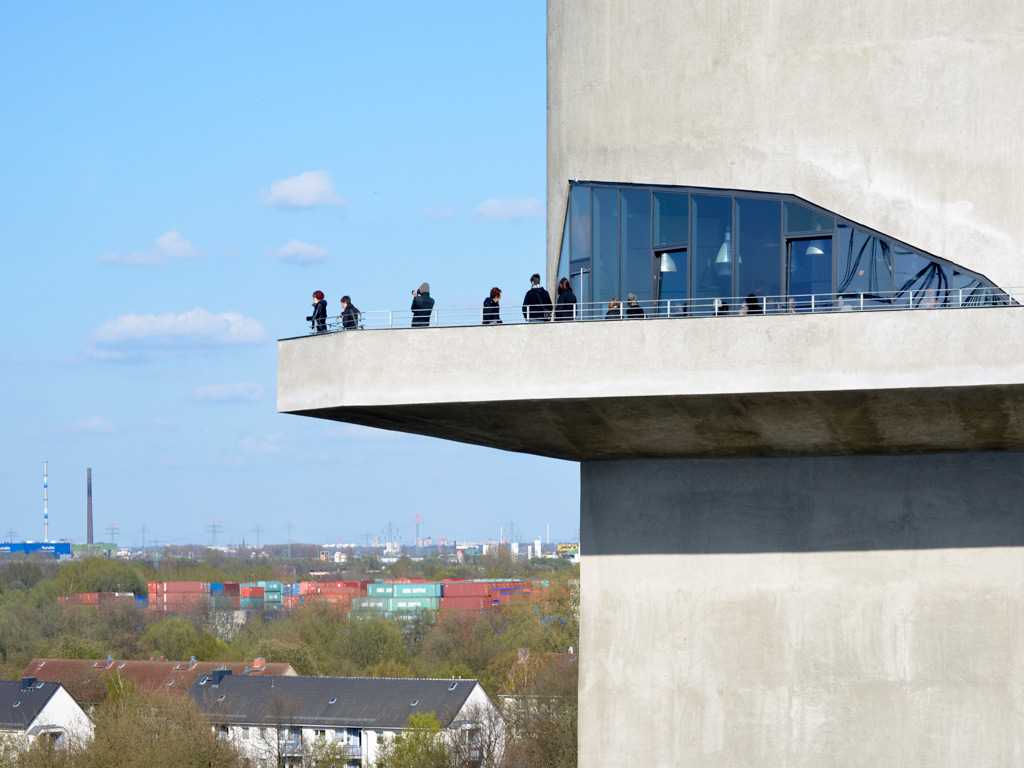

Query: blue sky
[0,2,578,547]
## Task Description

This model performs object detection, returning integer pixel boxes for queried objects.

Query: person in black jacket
[411,282,435,327]
[554,277,578,321]
[340,296,360,330]
[605,297,622,319]
[307,290,327,333]
[521,273,553,322]
[482,287,502,325]
[625,292,646,319]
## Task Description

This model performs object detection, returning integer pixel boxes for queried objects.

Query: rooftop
[190,675,480,730]
[22,658,297,705]
[0,680,61,730]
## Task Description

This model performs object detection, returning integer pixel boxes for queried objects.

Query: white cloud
[474,197,543,220]
[274,239,328,265]
[70,416,115,434]
[99,230,199,266]
[93,308,266,349]
[193,383,265,403]
[264,170,345,209]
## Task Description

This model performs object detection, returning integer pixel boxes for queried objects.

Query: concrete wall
[580,452,1024,767]
[548,0,1024,290]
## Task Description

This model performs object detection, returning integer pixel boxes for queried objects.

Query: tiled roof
[0,680,60,730]
[21,658,296,704]
[191,676,480,730]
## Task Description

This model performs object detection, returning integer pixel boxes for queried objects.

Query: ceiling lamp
[715,232,731,276]
[659,252,678,273]
[806,245,825,256]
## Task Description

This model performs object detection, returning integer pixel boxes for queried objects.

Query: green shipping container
[367,583,394,597]
[390,597,440,611]
[393,583,442,598]
[352,597,389,611]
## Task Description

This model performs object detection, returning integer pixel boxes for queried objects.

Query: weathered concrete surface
[547,0,1024,290]
[581,453,1024,767]
[279,308,1024,459]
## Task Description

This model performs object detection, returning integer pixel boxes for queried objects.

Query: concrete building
[0,678,93,753]
[190,674,499,768]
[279,1,1024,765]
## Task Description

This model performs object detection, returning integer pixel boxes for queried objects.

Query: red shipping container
[223,582,240,595]
[441,582,490,598]
[160,581,209,593]
[440,596,491,612]
[240,587,264,598]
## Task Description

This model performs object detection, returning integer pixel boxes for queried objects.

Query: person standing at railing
[625,293,646,319]
[522,273,553,322]
[340,296,361,330]
[605,298,622,319]
[482,287,503,325]
[307,290,327,333]
[411,283,434,327]
[554,277,577,321]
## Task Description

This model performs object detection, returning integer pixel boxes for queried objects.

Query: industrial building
[191,674,499,768]
[278,1,1024,765]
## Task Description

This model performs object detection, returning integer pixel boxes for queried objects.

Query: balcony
[279,292,1024,460]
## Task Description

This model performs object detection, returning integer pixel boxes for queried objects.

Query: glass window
[736,197,781,303]
[785,201,834,234]
[569,184,592,303]
[592,187,620,304]
[657,248,688,313]
[654,191,688,247]
[621,188,653,304]
[692,195,733,301]
[556,201,569,284]
[787,237,832,309]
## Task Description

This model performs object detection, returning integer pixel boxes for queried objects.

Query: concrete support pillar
[580,453,1024,767]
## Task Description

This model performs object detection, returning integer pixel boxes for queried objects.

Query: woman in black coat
[554,277,578,321]
[482,287,503,325]
[307,290,327,333]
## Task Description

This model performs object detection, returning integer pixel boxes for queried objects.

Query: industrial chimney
[86,468,94,545]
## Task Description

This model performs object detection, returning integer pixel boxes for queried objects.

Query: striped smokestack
[86,468,93,545]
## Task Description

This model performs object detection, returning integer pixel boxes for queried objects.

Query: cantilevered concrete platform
[279,307,1024,460]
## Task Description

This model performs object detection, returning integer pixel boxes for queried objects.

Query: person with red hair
[307,290,327,333]
[482,287,502,325]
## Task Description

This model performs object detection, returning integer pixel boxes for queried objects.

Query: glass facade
[556,181,1000,308]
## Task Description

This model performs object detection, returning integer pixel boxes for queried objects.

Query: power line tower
[105,524,119,544]
[206,520,224,548]
[249,526,263,549]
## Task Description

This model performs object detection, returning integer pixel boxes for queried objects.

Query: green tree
[140,617,226,660]
[375,713,452,768]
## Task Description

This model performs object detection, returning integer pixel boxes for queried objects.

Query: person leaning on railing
[411,282,434,327]
[555,277,577,321]
[307,290,327,333]
[606,297,622,319]
[482,287,503,325]
[340,295,361,329]
[625,293,646,319]
[522,273,553,322]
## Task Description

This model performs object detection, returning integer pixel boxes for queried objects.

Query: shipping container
[442,582,492,598]
[155,581,209,593]
[390,597,440,611]
[210,582,224,594]
[440,596,492,612]
[351,597,389,611]
[366,583,395,597]
[393,583,442,598]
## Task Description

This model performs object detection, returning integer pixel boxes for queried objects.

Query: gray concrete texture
[547,0,1024,291]
[279,307,1024,459]
[581,453,1024,767]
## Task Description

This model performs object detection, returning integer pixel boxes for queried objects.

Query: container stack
[352,582,442,620]
[239,584,265,611]
[439,579,534,613]
[300,580,366,612]
[257,581,284,611]
[209,582,240,611]
[58,591,137,607]
[148,581,209,614]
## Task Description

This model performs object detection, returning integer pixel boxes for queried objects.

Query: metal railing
[296,286,1020,336]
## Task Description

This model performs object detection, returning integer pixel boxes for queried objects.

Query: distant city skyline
[0,2,578,544]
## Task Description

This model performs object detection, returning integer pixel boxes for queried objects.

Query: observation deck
[278,290,1024,460]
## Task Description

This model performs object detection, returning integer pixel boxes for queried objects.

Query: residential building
[278,1,1024,765]
[22,657,296,707]
[190,674,500,767]
[0,678,92,753]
